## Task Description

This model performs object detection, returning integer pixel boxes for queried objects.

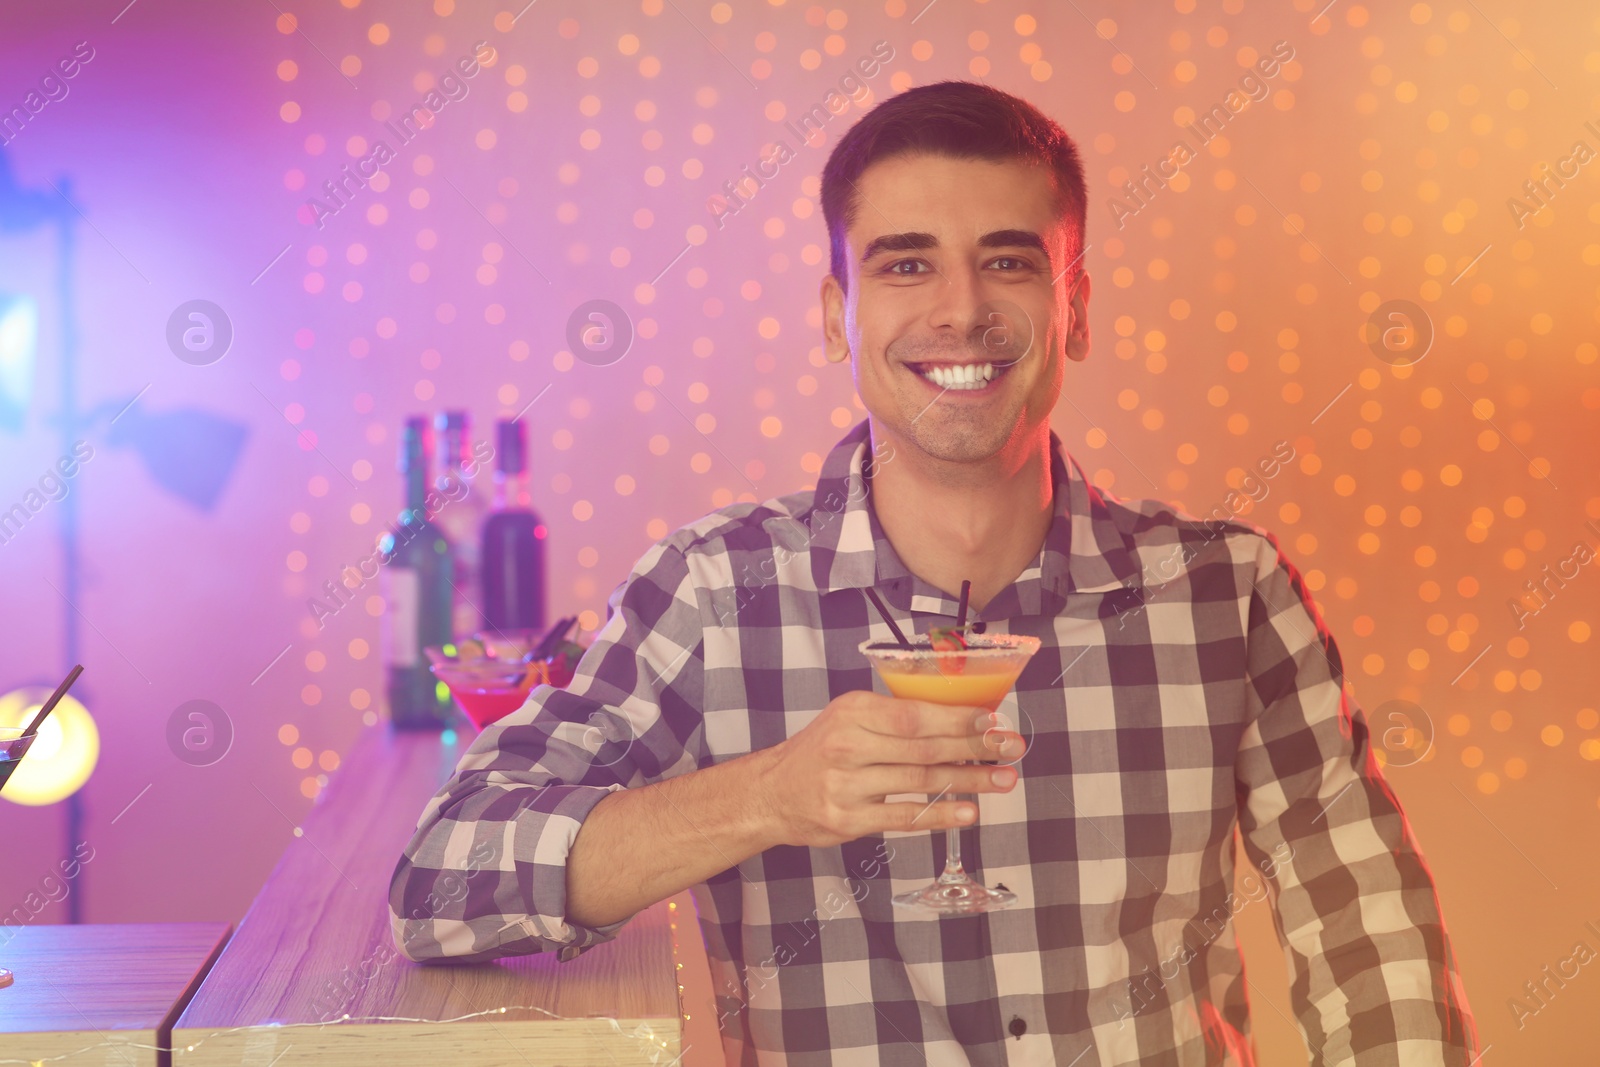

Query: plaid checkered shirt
[390,418,1477,1066]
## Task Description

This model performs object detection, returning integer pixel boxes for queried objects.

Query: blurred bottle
[481,417,547,634]
[380,417,456,729]
[434,410,491,639]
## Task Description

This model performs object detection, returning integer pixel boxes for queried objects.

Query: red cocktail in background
[425,620,584,730]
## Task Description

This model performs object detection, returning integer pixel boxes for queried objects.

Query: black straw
[529,616,578,661]
[956,580,971,630]
[863,589,911,649]
[22,664,83,739]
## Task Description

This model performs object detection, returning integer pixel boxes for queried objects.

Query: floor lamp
[0,149,88,923]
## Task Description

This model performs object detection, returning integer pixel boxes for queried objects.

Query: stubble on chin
[897,386,1017,465]
[867,341,1010,463]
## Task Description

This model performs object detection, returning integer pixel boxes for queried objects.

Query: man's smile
[902,358,1019,394]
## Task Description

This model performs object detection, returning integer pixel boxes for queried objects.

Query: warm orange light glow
[0,688,99,807]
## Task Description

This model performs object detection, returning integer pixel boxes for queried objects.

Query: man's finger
[878,798,979,834]
[856,761,1016,798]
[966,726,1027,763]
[854,731,1024,766]
[858,698,995,740]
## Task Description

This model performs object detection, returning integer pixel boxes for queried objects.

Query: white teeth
[917,363,1001,390]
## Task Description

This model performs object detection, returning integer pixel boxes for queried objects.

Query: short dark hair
[821,80,1087,294]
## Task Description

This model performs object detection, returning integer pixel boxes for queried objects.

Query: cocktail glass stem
[938,790,972,882]
[939,829,968,882]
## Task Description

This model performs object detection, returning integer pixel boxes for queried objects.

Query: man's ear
[1064,270,1092,363]
[820,273,851,364]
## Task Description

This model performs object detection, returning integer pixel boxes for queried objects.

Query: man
[390,80,1476,1065]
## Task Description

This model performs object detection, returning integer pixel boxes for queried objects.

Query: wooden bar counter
[0,922,229,1067]
[172,725,682,1066]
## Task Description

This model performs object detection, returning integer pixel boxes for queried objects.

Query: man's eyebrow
[860,232,938,263]
[859,229,1052,264]
[977,229,1050,261]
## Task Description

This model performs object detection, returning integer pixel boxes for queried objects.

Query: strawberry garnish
[928,625,973,677]
[545,639,587,688]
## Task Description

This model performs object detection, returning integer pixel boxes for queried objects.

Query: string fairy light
[668,898,692,1026]
[0,1003,683,1066]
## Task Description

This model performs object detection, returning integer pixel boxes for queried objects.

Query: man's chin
[896,411,1013,466]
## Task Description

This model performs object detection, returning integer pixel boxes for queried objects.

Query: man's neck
[866,425,1056,615]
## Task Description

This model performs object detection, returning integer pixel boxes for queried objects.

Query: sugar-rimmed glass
[859,633,1039,914]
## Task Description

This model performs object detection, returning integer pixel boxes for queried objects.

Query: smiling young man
[391,81,1477,1065]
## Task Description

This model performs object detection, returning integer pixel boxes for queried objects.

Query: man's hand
[753,690,1026,849]
[562,691,1023,928]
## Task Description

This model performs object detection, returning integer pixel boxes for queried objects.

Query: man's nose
[925,262,986,339]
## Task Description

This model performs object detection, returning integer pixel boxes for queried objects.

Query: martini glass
[426,634,547,731]
[1,727,37,988]
[860,632,1040,914]
[426,625,584,731]
[0,727,35,793]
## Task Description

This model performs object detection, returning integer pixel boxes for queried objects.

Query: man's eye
[886,259,929,275]
[990,257,1030,271]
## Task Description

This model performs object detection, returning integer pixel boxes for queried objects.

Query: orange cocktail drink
[871,665,1024,711]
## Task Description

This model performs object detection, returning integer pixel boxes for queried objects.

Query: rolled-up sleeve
[388,537,706,964]
[1233,529,1477,1065]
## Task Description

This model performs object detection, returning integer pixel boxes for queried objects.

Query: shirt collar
[804,419,1145,619]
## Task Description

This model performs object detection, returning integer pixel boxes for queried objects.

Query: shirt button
[1008,1015,1027,1039]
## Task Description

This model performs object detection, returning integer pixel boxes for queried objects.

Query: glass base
[892,878,1016,915]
